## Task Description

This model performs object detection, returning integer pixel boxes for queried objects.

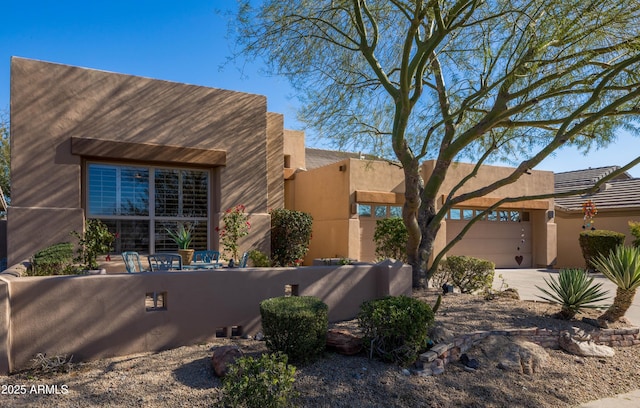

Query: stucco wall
[556,210,640,268]
[9,58,281,264]
[0,261,411,374]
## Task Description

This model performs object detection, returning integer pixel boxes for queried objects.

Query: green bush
[629,221,640,248]
[71,219,115,270]
[30,242,77,276]
[579,230,626,271]
[248,249,271,267]
[260,296,328,364]
[220,352,297,408]
[535,268,609,320]
[358,295,434,367]
[373,217,408,263]
[270,209,313,266]
[434,255,495,294]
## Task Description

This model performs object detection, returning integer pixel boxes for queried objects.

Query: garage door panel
[446,220,532,268]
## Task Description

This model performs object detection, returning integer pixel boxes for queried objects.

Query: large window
[87,163,209,254]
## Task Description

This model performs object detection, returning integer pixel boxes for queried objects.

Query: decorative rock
[211,345,243,377]
[558,331,615,358]
[254,332,264,341]
[326,329,363,355]
[478,336,548,375]
[430,358,445,375]
[429,324,455,344]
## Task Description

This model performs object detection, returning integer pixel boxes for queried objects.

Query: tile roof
[554,166,640,211]
[305,148,384,170]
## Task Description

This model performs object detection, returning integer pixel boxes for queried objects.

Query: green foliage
[357,295,434,367]
[30,242,77,276]
[579,230,626,271]
[165,222,193,249]
[233,0,640,289]
[629,221,640,248]
[434,256,495,294]
[259,296,328,364]
[536,269,609,320]
[220,352,297,408]
[591,246,640,291]
[270,209,313,267]
[218,204,251,262]
[248,249,271,267]
[71,219,115,270]
[373,217,408,263]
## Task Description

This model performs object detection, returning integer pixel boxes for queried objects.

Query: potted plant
[166,223,195,265]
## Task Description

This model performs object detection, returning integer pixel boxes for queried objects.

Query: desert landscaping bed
[1,289,639,407]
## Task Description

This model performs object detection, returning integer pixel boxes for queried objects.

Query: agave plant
[536,268,609,320]
[165,223,193,249]
[591,245,640,323]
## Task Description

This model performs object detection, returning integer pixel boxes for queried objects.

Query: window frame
[86,161,211,254]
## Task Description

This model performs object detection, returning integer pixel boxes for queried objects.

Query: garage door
[445,209,532,268]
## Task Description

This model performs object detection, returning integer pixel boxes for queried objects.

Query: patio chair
[192,250,220,263]
[122,251,146,273]
[147,253,183,271]
[238,251,249,268]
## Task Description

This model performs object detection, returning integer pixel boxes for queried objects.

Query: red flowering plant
[216,204,251,263]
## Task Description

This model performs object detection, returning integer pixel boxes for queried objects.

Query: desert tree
[231,0,640,287]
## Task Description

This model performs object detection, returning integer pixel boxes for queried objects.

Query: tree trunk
[402,162,424,288]
[599,287,636,323]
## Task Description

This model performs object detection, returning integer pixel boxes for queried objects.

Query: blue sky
[2,0,639,176]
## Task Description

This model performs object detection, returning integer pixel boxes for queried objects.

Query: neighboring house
[8,57,284,265]
[284,132,557,268]
[554,166,640,268]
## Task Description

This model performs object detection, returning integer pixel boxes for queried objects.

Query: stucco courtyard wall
[0,260,411,374]
[555,210,640,268]
[9,57,282,264]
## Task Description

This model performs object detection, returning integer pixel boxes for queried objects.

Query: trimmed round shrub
[220,352,297,408]
[579,230,625,271]
[358,295,434,367]
[260,296,328,364]
[270,208,313,266]
[435,255,495,294]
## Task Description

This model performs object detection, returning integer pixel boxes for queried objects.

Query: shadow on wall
[0,259,411,374]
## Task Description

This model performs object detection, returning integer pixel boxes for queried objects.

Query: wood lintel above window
[355,190,404,204]
[441,195,550,210]
[71,137,226,167]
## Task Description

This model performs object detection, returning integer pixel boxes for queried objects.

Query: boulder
[326,329,363,355]
[558,331,615,358]
[478,336,548,375]
[211,345,243,377]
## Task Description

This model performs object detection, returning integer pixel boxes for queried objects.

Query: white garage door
[445,209,532,268]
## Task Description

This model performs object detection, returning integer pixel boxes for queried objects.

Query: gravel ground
[1,289,639,407]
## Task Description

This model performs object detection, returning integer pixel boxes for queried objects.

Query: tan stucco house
[283,131,557,268]
[9,57,559,270]
[554,166,640,268]
[8,57,283,266]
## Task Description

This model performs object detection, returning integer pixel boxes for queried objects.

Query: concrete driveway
[494,268,640,326]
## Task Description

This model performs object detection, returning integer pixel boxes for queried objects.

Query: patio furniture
[238,251,249,268]
[122,251,146,273]
[192,250,221,264]
[182,250,223,269]
[147,253,183,271]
